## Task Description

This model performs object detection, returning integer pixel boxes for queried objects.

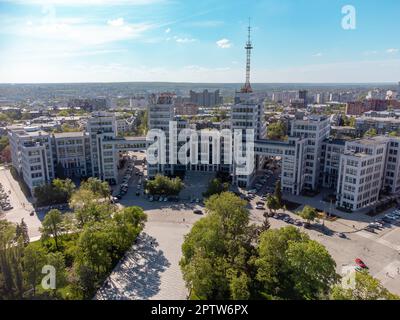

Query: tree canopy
[299,205,318,224]
[180,194,356,301]
[34,178,76,207]
[203,178,229,198]
[180,192,257,299]
[331,271,400,300]
[256,226,338,299]
[1,178,147,300]
[267,121,286,140]
[145,174,184,196]
[364,128,377,137]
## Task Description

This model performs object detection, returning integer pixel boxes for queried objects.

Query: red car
[355,258,368,269]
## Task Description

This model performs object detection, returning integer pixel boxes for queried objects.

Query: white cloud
[3,17,151,45]
[386,48,399,54]
[312,52,323,57]
[165,28,171,33]
[107,18,124,27]
[3,0,163,6]
[175,37,196,44]
[216,38,231,49]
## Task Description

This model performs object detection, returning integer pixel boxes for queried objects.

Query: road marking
[357,230,400,251]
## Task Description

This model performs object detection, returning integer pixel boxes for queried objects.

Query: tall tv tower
[241,18,253,93]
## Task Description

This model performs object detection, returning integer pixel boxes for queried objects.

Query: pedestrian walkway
[95,217,191,300]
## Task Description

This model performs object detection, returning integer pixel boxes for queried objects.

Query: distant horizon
[0,81,398,86]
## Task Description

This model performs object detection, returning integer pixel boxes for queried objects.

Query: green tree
[70,189,111,227]
[0,136,9,152]
[15,218,30,246]
[274,180,282,207]
[230,272,250,300]
[145,174,184,196]
[299,205,318,225]
[348,117,356,127]
[364,128,377,137]
[109,206,147,256]
[266,195,280,215]
[0,221,25,299]
[80,177,110,199]
[57,110,70,117]
[331,271,400,300]
[34,178,76,207]
[23,244,46,296]
[256,226,338,299]
[267,121,286,140]
[203,178,229,197]
[180,192,256,299]
[286,240,338,299]
[0,112,11,123]
[73,223,113,296]
[46,252,67,296]
[40,209,65,250]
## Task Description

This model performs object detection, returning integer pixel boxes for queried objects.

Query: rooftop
[53,131,85,138]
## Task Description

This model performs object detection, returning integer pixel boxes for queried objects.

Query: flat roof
[53,131,85,138]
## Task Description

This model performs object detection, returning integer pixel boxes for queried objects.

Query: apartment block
[336,137,388,211]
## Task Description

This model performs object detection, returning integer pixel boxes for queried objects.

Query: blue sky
[0,0,399,83]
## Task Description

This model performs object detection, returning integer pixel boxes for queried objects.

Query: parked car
[364,227,375,233]
[256,204,264,210]
[295,220,303,227]
[355,258,368,269]
[111,197,119,203]
[382,217,393,223]
[368,223,381,229]
[385,214,397,220]
[193,209,203,215]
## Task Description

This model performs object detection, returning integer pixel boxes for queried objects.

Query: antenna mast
[241,18,253,93]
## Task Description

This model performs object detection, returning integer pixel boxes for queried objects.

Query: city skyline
[0,0,400,83]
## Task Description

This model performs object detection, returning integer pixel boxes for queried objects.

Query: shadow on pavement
[96,233,170,300]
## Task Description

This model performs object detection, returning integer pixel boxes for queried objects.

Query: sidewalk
[283,188,395,231]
